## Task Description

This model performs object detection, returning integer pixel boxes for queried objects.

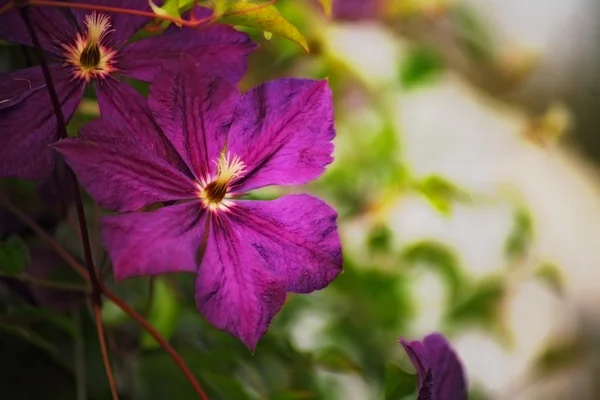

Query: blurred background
[2,0,600,398]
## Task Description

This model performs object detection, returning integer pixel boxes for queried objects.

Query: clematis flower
[54,58,343,350]
[399,333,468,400]
[331,0,383,20]
[0,1,255,180]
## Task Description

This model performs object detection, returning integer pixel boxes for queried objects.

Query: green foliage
[450,5,496,61]
[222,1,309,52]
[400,46,444,89]
[384,363,417,400]
[401,240,465,305]
[140,277,180,349]
[534,262,564,296]
[317,0,332,17]
[504,207,533,261]
[414,175,469,216]
[446,277,505,331]
[0,235,29,276]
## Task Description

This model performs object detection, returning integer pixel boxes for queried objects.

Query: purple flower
[0,1,256,180]
[332,0,383,20]
[54,58,343,350]
[399,333,467,400]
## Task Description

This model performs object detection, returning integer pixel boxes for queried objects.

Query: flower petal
[53,118,197,212]
[197,216,286,350]
[0,1,76,53]
[71,0,154,46]
[95,79,189,172]
[227,79,335,192]
[228,194,342,293]
[148,62,239,180]
[0,65,84,180]
[119,8,255,83]
[102,202,206,280]
[0,66,47,110]
[399,333,467,400]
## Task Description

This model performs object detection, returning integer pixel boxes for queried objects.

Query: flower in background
[54,58,343,350]
[332,0,383,20]
[400,333,467,400]
[0,0,255,180]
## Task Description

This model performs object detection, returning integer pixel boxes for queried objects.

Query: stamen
[61,12,117,82]
[79,41,101,68]
[199,152,247,211]
[84,12,113,43]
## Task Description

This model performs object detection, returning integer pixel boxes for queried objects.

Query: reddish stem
[0,198,209,400]
[94,304,119,400]
[104,289,209,400]
[18,0,278,27]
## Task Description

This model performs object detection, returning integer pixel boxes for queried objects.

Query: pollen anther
[61,11,117,82]
[199,152,247,212]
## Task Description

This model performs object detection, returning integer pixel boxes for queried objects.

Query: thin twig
[72,309,87,400]
[0,198,209,399]
[20,7,116,398]
[0,272,89,292]
[21,0,278,28]
[94,304,119,400]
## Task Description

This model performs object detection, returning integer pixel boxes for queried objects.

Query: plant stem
[20,6,116,397]
[94,303,119,400]
[8,0,279,28]
[0,272,90,292]
[1,197,209,399]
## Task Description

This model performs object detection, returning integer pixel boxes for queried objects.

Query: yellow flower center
[61,12,117,82]
[199,152,246,212]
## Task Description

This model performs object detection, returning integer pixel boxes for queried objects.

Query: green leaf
[0,235,30,276]
[446,278,505,328]
[534,263,564,296]
[222,1,309,52]
[415,175,468,216]
[8,307,78,338]
[400,46,444,89]
[367,224,393,253]
[101,298,130,327]
[0,321,58,355]
[149,0,181,21]
[504,207,533,261]
[401,240,465,305]
[314,347,361,373]
[384,363,417,400]
[451,5,496,62]
[317,0,332,17]
[204,372,254,400]
[140,277,180,349]
[533,339,582,377]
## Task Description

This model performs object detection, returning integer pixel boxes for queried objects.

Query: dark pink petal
[53,118,197,212]
[148,62,239,180]
[227,79,335,192]
[103,202,206,280]
[0,66,47,110]
[0,1,76,53]
[196,216,286,350]
[0,65,84,180]
[95,79,189,172]
[229,194,342,293]
[332,0,383,20]
[119,8,255,83]
[399,333,467,400]
[71,0,154,46]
